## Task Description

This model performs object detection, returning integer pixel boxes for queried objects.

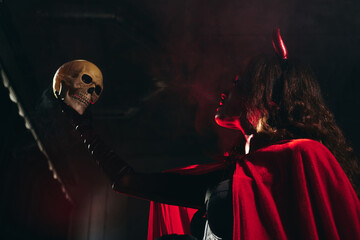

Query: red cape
[147,139,360,239]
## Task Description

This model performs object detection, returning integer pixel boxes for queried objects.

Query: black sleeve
[76,123,219,209]
[112,171,210,209]
[88,134,218,209]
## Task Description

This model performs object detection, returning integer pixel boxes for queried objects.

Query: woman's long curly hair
[234,55,360,196]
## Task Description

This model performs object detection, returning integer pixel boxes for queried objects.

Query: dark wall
[0,77,72,239]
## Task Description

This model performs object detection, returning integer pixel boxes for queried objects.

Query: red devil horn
[272,28,288,60]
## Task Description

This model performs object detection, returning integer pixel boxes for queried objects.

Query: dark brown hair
[235,55,360,196]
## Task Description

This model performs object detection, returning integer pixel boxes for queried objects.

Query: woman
[74,29,360,239]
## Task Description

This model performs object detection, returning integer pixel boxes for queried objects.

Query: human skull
[53,60,103,115]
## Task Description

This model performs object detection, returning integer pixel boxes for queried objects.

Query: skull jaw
[64,91,89,115]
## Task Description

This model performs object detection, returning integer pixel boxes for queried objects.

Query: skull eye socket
[82,74,92,84]
[95,86,102,95]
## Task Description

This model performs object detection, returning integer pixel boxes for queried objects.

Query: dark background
[1,0,360,239]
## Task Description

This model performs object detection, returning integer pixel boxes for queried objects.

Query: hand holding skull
[52,60,103,115]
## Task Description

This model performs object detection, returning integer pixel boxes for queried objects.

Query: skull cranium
[53,60,103,115]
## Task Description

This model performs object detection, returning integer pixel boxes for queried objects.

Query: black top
[191,179,233,239]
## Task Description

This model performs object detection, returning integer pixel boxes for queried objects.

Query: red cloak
[147,139,360,239]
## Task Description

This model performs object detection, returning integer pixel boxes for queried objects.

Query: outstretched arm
[75,123,217,209]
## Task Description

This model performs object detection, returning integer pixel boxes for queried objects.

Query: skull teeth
[71,94,90,106]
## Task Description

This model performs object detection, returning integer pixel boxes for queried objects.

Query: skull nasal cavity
[82,74,92,84]
[88,87,95,94]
